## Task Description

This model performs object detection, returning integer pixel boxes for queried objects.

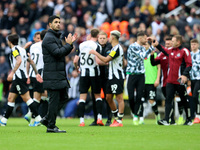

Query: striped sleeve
[12,47,20,58]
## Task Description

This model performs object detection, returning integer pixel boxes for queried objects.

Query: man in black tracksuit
[41,16,77,133]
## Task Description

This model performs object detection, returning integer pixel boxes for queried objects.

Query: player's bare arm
[90,49,112,63]
[23,41,32,49]
[7,55,22,81]
[27,54,38,75]
[26,61,31,84]
[26,54,31,84]
[73,55,80,72]
[123,57,127,68]
[95,56,108,65]
[27,54,43,83]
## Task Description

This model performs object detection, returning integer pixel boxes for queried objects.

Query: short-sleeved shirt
[108,44,125,80]
[10,45,27,80]
[77,40,102,77]
[29,41,44,78]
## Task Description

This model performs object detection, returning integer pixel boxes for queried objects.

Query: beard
[53,28,59,32]
[51,25,60,31]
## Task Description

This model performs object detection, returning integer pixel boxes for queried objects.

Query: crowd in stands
[0,0,200,117]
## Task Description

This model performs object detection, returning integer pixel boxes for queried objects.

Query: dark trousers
[127,74,145,116]
[162,86,175,122]
[165,83,190,122]
[191,80,200,114]
[46,88,68,128]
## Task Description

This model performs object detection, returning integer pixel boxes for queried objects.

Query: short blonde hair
[99,31,108,37]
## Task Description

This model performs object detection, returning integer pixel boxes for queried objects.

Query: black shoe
[46,127,66,133]
[89,121,97,126]
[40,117,48,127]
[105,120,112,126]
[170,120,177,125]
[183,119,193,126]
[157,119,170,126]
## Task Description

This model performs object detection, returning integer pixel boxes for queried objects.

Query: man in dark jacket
[41,15,77,133]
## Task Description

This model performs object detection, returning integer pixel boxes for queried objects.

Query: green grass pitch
[0,118,200,150]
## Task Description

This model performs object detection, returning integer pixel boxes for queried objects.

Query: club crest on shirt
[163,56,167,60]
[177,53,180,57]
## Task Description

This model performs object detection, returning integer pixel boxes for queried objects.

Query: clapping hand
[65,33,73,45]
[72,33,78,43]
[65,33,78,45]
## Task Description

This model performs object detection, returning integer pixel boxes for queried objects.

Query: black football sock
[26,99,39,118]
[4,102,15,119]
[77,100,85,118]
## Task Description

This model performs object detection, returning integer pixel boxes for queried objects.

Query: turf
[0,118,200,150]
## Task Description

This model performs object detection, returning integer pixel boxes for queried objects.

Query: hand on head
[147,37,158,47]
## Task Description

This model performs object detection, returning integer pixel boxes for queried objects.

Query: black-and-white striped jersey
[77,40,102,77]
[10,45,28,80]
[29,41,44,78]
[108,44,125,80]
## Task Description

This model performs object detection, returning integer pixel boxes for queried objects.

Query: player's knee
[7,96,14,102]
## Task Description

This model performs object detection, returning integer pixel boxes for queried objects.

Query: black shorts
[79,76,101,94]
[144,84,156,100]
[30,77,44,93]
[10,78,29,95]
[106,76,124,94]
